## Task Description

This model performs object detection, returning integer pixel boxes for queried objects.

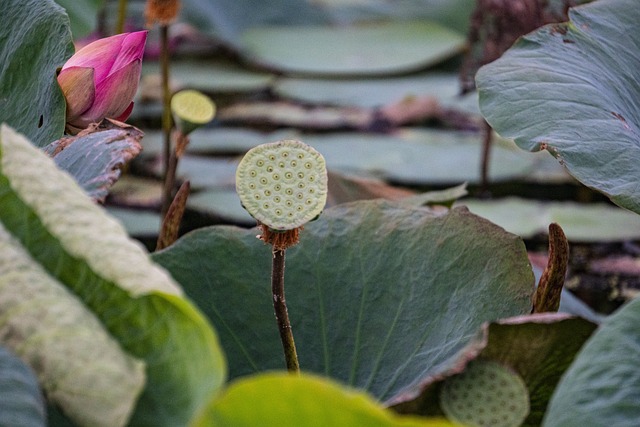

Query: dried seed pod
[439,359,529,427]
[236,140,327,232]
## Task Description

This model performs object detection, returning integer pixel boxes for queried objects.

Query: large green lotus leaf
[240,21,465,76]
[142,60,275,94]
[139,128,565,186]
[476,0,640,214]
[141,130,569,188]
[0,125,226,426]
[43,123,143,201]
[0,346,45,427]
[106,207,162,238]
[274,73,479,115]
[1,0,73,147]
[107,175,163,209]
[153,201,533,402]
[181,0,472,47]
[54,0,103,39]
[317,0,475,34]
[138,127,289,157]
[195,373,455,427]
[303,130,568,185]
[0,223,145,427]
[543,297,640,426]
[187,189,254,224]
[459,197,640,242]
[186,172,417,225]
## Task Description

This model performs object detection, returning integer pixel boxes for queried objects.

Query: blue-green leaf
[543,297,640,426]
[477,0,640,213]
[0,0,73,147]
[0,345,46,427]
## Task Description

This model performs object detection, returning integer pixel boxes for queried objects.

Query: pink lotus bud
[57,31,147,133]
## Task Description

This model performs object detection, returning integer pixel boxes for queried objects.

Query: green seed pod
[236,140,327,231]
[171,89,216,135]
[439,359,529,427]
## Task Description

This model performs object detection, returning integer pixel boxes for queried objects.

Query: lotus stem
[116,0,128,34]
[479,120,493,197]
[271,248,300,373]
[160,24,173,218]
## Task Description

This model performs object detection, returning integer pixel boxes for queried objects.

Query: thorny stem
[160,24,174,218]
[271,249,300,373]
[116,0,128,34]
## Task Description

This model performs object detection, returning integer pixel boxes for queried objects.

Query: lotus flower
[57,31,147,133]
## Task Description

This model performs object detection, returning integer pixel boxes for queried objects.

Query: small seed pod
[171,89,216,136]
[439,359,529,427]
[236,140,327,235]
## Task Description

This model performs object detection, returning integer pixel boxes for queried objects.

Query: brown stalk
[532,223,569,313]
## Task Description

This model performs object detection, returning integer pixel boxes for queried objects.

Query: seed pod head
[236,140,328,232]
[439,359,529,427]
[171,89,216,135]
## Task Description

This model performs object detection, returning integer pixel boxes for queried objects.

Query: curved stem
[272,249,300,373]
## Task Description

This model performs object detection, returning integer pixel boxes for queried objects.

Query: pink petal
[57,66,95,122]
[115,102,135,122]
[61,33,129,83]
[110,31,147,75]
[74,59,142,127]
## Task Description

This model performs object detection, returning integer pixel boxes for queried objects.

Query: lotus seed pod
[439,359,529,427]
[171,89,216,135]
[236,140,328,231]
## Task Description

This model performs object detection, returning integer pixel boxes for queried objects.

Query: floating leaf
[476,0,640,213]
[141,60,275,95]
[218,101,372,130]
[195,373,456,427]
[107,176,163,209]
[459,197,640,242]
[182,0,474,46]
[138,127,277,156]
[187,189,254,224]
[0,124,226,426]
[186,172,418,225]
[0,345,46,427]
[106,207,163,237]
[543,297,640,426]
[240,21,465,76]
[1,0,73,147]
[302,131,568,185]
[154,200,533,402]
[274,72,480,115]
[142,130,569,187]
